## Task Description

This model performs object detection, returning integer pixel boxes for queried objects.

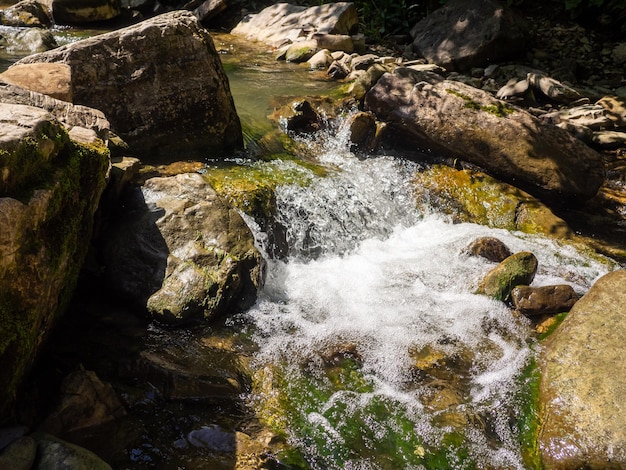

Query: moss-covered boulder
[477,252,538,301]
[100,173,264,324]
[539,270,626,469]
[0,103,110,419]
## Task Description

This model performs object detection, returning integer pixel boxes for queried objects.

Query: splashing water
[240,117,612,469]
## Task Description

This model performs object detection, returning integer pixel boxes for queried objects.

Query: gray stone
[0,436,36,470]
[410,0,527,72]
[495,78,530,100]
[527,72,581,103]
[15,11,242,161]
[540,270,626,469]
[101,173,264,323]
[364,70,605,203]
[307,49,333,70]
[511,284,578,316]
[284,40,317,63]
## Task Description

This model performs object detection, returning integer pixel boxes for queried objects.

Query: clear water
[234,116,612,469]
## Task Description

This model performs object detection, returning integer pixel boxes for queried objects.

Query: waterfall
[238,115,611,469]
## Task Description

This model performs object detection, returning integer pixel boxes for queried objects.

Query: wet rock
[0,435,36,470]
[327,59,350,79]
[465,237,512,263]
[0,27,57,53]
[284,100,323,134]
[0,0,52,28]
[409,0,527,72]
[284,39,317,63]
[540,270,626,469]
[32,432,112,469]
[349,63,388,101]
[365,69,605,203]
[15,11,242,160]
[101,173,263,323]
[230,2,358,47]
[39,369,126,436]
[44,0,121,24]
[0,63,72,102]
[347,111,377,150]
[477,252,538,301]
[510,285,578,317]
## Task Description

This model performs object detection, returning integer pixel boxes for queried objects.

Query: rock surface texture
[101,173,263,323]
[540,269,626,469]
[409,0,528,72]
[0,103,110,416]
[365,68,605,203]
[15,10,242,160]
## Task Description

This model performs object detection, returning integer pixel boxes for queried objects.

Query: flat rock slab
[539,270,626,469]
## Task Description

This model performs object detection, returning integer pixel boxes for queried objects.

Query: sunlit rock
[14,11,242,160]
[0,0,52,28]
[511,285,578,317]
[464,237,512,263]
[366,69,605,203]
[40,0,120,24]
[540,269,626,469]
[0,63,72,102]
[477,252,538,301]
[100,173,263,323]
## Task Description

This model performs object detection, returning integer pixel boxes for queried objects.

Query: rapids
[228,115,611,469]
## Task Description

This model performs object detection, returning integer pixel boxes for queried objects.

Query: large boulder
[365,68,605,203]
[409,0,527,72]
[0,0,52,28]
[231,2,358,47]
[14,11,242,160]
[101,173,264,324]
[0,103,110,418]
[539,270,626,469]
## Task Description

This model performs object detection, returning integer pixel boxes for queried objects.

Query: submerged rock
[540,269,626,469]
[366,69,605,203]
[101,173,263,323]
[15,10,242,160]
[477,252,538,301]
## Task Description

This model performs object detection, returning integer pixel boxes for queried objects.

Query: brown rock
[510,284,578,316]
[465,237,512,263]
[1,63,72,102]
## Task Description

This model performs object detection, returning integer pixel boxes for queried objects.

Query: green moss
[513,358,542,469]
[446,88,515,117]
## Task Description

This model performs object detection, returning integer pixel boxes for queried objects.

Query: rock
[347,111,377,150]
[539,270,626,469]
[543,103,614,130]
[591,130,626,150]
[39,369,126,436]
[307,48,333,70]
[477,252,538,301]
[596,95,626,127]
[284,39,317,63]
[14,11,242,160]
[41,0,120,24]
[0,27,57,53]
[409,0,527,72]
[284,100,323,134]
[527,72,581,103]
[0,79,109,142]
[0,0,52,28]
[0,436,36,470]
[191,0,227,23]
[32,432,111,470]
[510,284,578,316]
[101,173,263,323]
[312,33,354,53]
[231,2,358,47]
[0,426,29,451]
[495,78,530,100]
[465,237,512,263]
[0,103,110,417]
[349,63,388,101]
[0,63,72,102]
[328,59,350,79]
[350,53,379,71]
[365,69,605,203]
[612,42,626,65]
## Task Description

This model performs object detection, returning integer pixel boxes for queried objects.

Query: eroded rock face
[15,11,242,160]
[365,68,605,203]
[409,0,527,72]
[101,173,263,323]
[0,103,110,418]
[539,270,626,469]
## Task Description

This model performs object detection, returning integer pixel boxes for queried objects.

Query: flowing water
[227,116,611,469]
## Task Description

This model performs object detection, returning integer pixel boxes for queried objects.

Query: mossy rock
[477,252,538,301]
[0,117,109,419]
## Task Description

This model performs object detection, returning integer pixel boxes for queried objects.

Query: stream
[5,28,616,469]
